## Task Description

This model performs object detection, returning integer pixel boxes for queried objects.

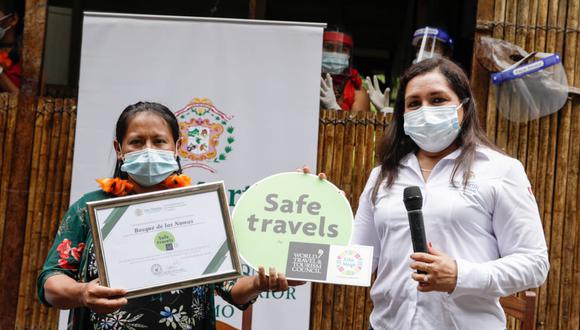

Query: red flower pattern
[56,239,85,271]
[56,238,72,259]
[71,243,85,260]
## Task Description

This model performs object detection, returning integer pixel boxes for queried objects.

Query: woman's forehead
[125,112,172,133]
[405,70,455,98]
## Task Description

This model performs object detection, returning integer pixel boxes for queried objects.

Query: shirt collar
[399,145,491,168]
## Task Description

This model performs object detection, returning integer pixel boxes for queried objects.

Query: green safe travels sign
[232,172,353,274]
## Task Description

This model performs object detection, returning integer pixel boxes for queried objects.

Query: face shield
[477,36,568,122]
[412,27,453,63]
[322,31,353,75]
[491,53,568,122]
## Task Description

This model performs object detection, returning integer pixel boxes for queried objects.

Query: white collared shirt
[351,146,549,330]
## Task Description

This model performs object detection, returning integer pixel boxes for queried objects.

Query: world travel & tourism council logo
[174,98,235,173]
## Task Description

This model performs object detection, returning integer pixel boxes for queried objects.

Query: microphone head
[403,186,423,211]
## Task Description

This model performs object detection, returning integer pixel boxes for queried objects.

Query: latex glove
[320,73,342,110]
[366,75,393,113]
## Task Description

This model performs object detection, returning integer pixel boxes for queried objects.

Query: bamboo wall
[471,0,580,329]
[0,94,18,282]
[0,96,77,329]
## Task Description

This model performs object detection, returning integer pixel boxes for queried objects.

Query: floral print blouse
[37,190,249,330]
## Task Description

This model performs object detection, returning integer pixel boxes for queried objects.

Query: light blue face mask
[321,51,350,74]
[403,103,462,153]
[120,148,179,187]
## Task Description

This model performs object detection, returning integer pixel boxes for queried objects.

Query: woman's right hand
[79,279,128,314]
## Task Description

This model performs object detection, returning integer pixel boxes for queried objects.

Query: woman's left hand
[409,242,458,293]
[255,266,306,293]
[299,166,327,180]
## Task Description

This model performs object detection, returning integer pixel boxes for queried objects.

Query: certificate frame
[87,181,242,299]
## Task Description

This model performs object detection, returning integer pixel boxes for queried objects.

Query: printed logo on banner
[174,98,235,173]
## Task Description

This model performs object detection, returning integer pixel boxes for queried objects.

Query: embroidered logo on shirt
[449,181,479,196]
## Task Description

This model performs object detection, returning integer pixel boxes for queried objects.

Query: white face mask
[403,103,462,153]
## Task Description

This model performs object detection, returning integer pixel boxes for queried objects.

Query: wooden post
[532,1,551,327]
[311,109,328,330]
[544,0,568,327]
[339,111,357,329]
[557,0,579,326]
[331,111,346,329]
[242,304,253,330]
[0,94,17,262]
[0,0,48,329]
[470,0,495,130]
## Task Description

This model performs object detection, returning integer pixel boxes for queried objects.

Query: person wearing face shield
[0,2,21,93]
[412,26,453,63]
[366,27,454,115]
[320,29,370,112]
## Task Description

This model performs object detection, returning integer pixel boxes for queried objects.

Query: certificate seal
[151,264,162,275]
[154,231,176,251]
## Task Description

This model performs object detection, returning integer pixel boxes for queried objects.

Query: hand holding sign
[254,266,306,293]
[299,165,327,180]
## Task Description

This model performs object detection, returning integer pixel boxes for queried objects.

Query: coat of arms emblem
[174,98,235,173]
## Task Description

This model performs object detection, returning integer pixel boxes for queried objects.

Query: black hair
[113,101,182,178]
[371,57,502,202]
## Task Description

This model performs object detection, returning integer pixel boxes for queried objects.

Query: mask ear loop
[175,138,183,175]
[114,140,126,179]
[176,157,183,175]
[114,160,124,178]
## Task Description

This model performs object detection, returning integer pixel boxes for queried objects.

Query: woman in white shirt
[350,57,549,329]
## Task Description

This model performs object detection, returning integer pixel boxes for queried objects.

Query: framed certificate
[87,182,242,298]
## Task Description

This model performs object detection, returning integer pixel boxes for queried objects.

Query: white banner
[65,12,324,330]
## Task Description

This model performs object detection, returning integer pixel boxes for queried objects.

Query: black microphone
[403,186,428,274]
